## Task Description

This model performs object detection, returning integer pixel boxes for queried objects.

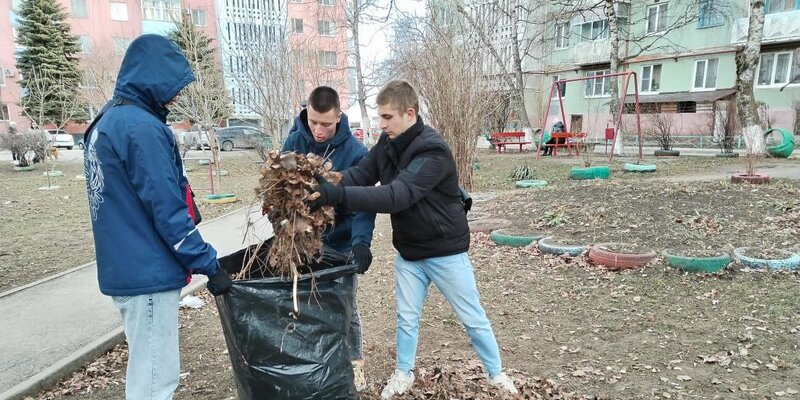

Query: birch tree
[734,0,766,163]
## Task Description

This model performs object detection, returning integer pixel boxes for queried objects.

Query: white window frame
[692,58,718,91]
[551,75,567,99]
[0,104,10,121]
[191,9,206,27]
[292,18,304,34]
[645,3,668,34]
[142,0,181,22]
[318,20,336,36]
[70,0,88,18]
[318,51,337,67]
[767,0,797,14]
[110,2,129,21]
[578,19,608,42]
[77,35,92,54]
[584,69,611,97]
[757,51,794,87]
[640,64,662,93]
[554,22,570,49]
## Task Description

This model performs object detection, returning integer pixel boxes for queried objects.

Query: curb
[0,277,210,400]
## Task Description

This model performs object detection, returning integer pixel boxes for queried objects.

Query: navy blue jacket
[282,110,375,252]
[84,34,220,296]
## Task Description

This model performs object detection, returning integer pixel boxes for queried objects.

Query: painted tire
[569,166,610,180]
[468,218,511,234]
[588,243,656,270]
[537,236,588,256]
[715,152,739,158]
[764,128,795,159]
[623,163,657,173]
[13,166,35,172]
[731,173,769,184]
[654,149,680,157]
[490,229,544,247]
[663,250,731,273]
[198,159,210,165]
[515,179,547,188]
[733,247,800,270]
[204,193,238,204]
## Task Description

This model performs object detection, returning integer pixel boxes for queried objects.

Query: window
[70,0,88,18]
[0,104,9,121]
[318,20,336,36]
[766,0,798,14]
[77,35,92,54]
[114,37,131,56]
[698,0,723,28]
[320,0,335,5]
[551,75,567,98]
[142,0,181,22]
[192,9,206,26]
[616,2,631,24]
[110,2,128,21]
[319,50,337,67]
[579,19,608,41]
[554,22,569,49]
[292,18,304,33]
[641,64,662,93]
[758,51,793,86]
[693,58,718,90]
[584,69,611,97]
[646,3,668,34]
[677,101,697,113]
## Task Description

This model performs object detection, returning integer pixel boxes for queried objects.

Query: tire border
[515,179,548,188]
[733,247,800,270]
[489,229,544,247]
[537,236,588,256]
[623,163,657,173]
[662,250,731,273]
[588,242,657,270]
[569,166,611,180]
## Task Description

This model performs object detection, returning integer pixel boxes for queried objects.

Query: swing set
[536,70,644,163]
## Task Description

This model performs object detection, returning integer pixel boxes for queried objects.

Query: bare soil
[10,150,800,399]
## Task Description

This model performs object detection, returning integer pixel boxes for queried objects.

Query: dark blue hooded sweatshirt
[84,34,220,296]
[282,110,375,252]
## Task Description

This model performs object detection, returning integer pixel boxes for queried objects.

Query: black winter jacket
[341,117,470,260]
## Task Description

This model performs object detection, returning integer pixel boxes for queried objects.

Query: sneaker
[380,369,415,400]
[488,372,518,394]
[352,359,366,392]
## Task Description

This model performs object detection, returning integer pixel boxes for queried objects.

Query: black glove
[308,173,345,211]
[352,244,373,274]
[206,269,232,296]
[459,187,472,213]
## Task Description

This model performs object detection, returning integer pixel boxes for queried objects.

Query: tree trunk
[508,4,531,128]
[604,0,621,126]
[351,0,371,138]
[735,0,766,161]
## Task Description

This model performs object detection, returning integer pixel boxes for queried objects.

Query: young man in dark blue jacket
[282,85,376,391]
[83,34,231,400]
[309,81,517,399]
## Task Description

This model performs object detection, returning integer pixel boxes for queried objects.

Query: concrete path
[0,204,272,400]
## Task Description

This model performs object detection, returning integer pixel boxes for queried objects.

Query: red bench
[542,132,587,156]
[490,131,531,153]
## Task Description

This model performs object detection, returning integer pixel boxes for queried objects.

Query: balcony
[572,39,610,65]
[731,9,800,44]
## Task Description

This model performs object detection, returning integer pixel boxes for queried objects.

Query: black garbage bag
[215,240,358,400]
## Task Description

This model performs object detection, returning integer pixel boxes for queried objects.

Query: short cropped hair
[308,86,340,113]
[376,80,419,115]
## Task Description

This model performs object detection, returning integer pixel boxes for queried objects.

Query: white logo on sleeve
[85,129,105,221]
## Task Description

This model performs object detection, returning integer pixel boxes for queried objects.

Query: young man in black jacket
[310,80,517,399]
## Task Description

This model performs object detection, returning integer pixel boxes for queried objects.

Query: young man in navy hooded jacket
[282,86,375,390]
[83,34,231,400]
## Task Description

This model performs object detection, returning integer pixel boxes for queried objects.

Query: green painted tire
[663,250,731,273]
[489,229,544,247]
[623,163,657,173]
[765,128,795,158]
[13,166,35,172]
[570,166,610,180]
[204,193,237,204]
[515,179,547,188]
[538,236,588,256]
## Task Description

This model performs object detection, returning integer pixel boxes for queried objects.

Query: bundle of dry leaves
[248,151,340,307]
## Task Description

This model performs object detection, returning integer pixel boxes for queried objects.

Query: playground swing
[536,71,644,163]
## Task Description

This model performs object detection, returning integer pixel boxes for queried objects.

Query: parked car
[179,130,211,150]
[217,126,272,151]
[46,129,74,150]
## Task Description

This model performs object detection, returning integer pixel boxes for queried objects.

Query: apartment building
[0,0,218,134]
[534,0,800,139]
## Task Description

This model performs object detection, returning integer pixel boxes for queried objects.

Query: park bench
[490,131,531,153]
[542,132,588,156]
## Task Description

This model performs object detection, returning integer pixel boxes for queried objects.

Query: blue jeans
[112,289,181,400]
[394,252,503,377]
